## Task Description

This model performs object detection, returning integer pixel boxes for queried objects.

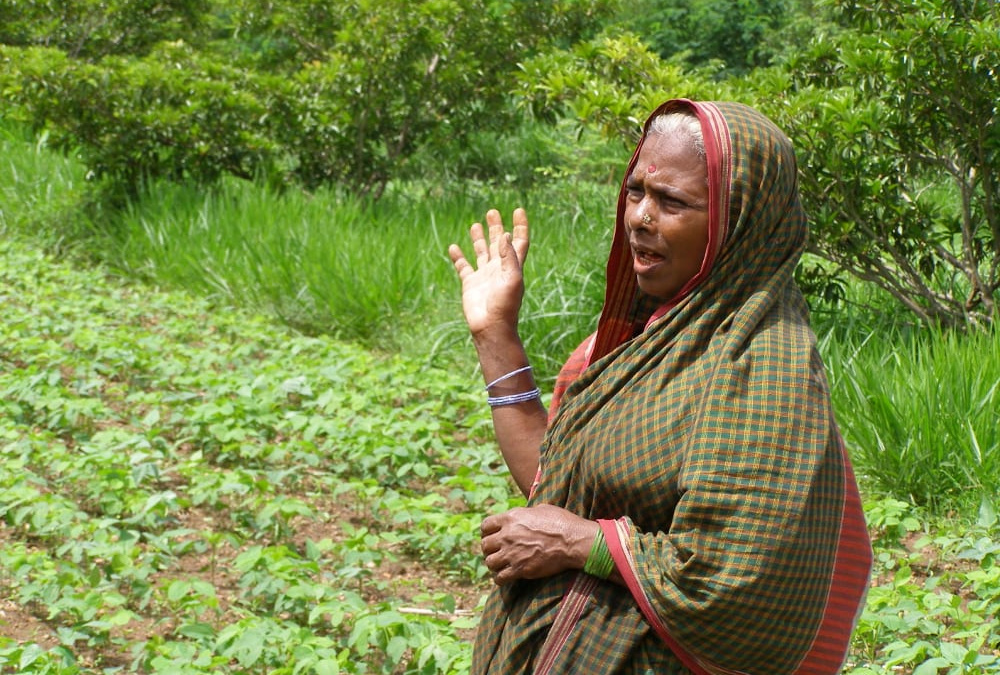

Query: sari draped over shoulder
[471,100,872,675]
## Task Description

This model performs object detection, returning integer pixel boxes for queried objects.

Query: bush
[0,0,621,199]
[2,44,283,194]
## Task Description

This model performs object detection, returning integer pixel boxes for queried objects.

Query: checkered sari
[471,100,872,675]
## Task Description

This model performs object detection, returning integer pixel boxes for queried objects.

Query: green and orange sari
[471,100,872,675]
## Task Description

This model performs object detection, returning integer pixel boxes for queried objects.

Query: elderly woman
[448,99,872,675]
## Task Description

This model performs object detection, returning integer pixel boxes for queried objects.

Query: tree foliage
[615,0,809,74]
[515,32,715,147]
[0,0,210,57]
[2,43,282,189]
[224,0,618,195]
[0,0,617,198]
[756,0,1000,326]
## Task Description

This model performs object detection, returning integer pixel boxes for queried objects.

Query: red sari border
[598,439,872,675]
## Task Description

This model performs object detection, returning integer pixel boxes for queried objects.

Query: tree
[755,0,1000,326]
[515,31,715,149]
[0,0,210,58]
[1,42,284,193]
[615,0,806,74]
[0,0,620,198]
[227,0,620,197]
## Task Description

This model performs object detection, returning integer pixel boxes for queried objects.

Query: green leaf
[18,643,44,670]
[167,580,191,602]
[978,497,997,529]
[106,608,135,627]
[938,642,967,665]
[177,622,216,639]
[233,545,264,572]
[227,628,265,667]
[386,635,409,665]
[314,659,341,675]
[913,657,950,675]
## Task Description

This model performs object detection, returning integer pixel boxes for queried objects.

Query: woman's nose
[629,209,652,230]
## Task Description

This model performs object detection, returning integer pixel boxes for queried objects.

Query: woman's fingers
[486,209,505,253]
[450,208,528,278]
[497,229,517,273]
[448,244,473,280]
[471,221,489,268]
[494,210,526,276]
[511,207,530,264]
[477,505,596,586]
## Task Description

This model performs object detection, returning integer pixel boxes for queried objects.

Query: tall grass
[820,320,1000,511]
[0,125,89,247]
[98,175,617,380]
[1,119,615,379]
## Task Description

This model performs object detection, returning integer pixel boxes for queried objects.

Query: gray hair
[648,112,706,159]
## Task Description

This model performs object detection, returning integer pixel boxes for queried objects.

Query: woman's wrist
[471,325,522,355]
[472,330,534,391]
[568,520,602,570]
[484,365,533,391]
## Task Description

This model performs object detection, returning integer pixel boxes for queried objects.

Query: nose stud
[642,214,652,225]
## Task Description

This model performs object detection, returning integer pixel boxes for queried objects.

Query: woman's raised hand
[448,208,530,337]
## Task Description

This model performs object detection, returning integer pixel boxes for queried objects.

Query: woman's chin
[635,275,671,301]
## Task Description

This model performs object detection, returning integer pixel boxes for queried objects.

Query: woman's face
[623,131,710,301]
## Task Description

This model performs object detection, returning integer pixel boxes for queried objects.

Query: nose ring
[641,214,652,225]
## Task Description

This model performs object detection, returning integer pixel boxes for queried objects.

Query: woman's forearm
[473,330,548,497]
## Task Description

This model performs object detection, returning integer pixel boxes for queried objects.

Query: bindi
[646,164,657,173]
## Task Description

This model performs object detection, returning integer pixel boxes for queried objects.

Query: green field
[0,237,508,673]
[2,127,999,674]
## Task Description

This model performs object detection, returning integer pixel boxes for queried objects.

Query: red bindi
[647,164,657,173]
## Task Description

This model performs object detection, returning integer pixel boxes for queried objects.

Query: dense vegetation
[0,215,998,674]
[1,0,999,673]
[0,236,505,673]
[1,0,997,326]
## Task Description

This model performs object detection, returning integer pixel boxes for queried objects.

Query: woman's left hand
[480,504,599,585]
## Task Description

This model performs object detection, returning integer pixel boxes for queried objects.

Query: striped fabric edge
[789,439,873,673]
[533,572,600,675]
[598,518,749,675]
[645,101,732,327]
[699,101,732,266]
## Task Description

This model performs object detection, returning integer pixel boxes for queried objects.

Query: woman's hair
[648,112,705,159]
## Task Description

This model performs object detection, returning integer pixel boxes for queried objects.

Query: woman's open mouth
[632,246,664,273]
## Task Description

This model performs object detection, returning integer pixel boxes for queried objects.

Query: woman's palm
[449,209,530,336]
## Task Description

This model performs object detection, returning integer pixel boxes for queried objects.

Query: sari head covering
[472,99,872,675]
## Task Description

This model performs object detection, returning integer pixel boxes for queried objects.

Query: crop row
[2,239,999,674]
[0,239,516,673]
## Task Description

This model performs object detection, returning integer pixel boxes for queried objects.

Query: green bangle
[583,528,614,579]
